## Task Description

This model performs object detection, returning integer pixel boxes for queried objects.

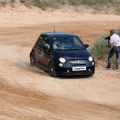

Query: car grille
[65,60,86,66]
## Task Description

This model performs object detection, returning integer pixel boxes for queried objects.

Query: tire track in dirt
[0,78,120,120]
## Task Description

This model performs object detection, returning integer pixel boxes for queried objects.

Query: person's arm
[106,36,113,47]
[106,43,112,47]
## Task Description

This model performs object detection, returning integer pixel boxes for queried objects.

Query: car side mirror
[43,44,50,50]
[85,44,89,48]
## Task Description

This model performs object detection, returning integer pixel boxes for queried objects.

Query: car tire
[30,53,36,66]
[49,62,57,77]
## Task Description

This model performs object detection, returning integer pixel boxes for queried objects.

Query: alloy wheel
[49,62,57,77]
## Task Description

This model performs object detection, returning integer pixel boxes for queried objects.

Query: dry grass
[90,35,110,59]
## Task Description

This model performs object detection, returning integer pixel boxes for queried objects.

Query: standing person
[106,29,120,69]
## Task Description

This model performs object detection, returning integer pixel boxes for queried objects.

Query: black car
[30,32,95,77]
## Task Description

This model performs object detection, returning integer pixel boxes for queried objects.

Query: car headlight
[88,56,93,62]
[59,57,66,63]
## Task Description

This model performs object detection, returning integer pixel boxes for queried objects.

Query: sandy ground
[0,5,120,120]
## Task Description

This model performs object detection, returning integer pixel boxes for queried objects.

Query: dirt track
[0,7,120,120]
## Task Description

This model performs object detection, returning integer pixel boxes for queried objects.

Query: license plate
[72,66,86,71]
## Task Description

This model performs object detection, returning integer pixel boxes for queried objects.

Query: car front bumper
[55,65,95,76]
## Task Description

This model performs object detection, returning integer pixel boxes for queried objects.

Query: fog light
[67,70,70,72]
[92,62,94,65]
[59,63,64,67]
[89,69,91,71]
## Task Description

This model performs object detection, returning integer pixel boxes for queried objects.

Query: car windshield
[52,36,85,50]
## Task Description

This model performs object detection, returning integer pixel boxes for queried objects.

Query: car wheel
[49,62,57,77]
[30,54,36,66]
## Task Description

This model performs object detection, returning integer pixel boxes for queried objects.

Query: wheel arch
[30,50,35,57]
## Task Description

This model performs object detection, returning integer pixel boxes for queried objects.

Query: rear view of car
[30,32,95,77]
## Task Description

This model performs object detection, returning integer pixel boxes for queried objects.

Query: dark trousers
[107,46,120,68]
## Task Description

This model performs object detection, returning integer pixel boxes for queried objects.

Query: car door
[34,34,43,63]
[40,35,51,66]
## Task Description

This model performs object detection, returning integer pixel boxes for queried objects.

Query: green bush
[11,0,16,3]
[19,0,25,3]
[33,0,47,10]
[44,0,66,8]
[68,0,81,5]
[0,1,7,6]
[117,29,120,36]
[19,0,66,10]
[19,0,33,7]
[81,0,115,5]
[0,0,16,6]
[90,36,110,59]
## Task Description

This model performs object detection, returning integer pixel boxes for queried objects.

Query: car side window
[41,36,50,46]
[40,36,50,50]
[73,37,83,47]
[36,35,43,46]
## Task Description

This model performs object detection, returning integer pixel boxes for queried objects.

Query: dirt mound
[0,4,120,28]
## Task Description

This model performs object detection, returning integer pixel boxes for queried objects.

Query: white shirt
[110,33,120,46]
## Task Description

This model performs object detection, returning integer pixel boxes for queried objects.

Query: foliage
[33,0,46,10]
[90,36,110,59]
[0,0,7,6]
[11,0,16,2]
[68,0,81,5]
[81,0,115,5]
[117,29,120,36]
[19,0,66,10]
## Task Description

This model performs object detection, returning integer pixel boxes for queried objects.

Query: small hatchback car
[30,32,95,77]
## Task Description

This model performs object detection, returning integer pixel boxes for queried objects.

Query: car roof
[42,32,77,37]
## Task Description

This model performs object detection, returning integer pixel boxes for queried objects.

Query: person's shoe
[116,66,119,69]
[106,65,111,69]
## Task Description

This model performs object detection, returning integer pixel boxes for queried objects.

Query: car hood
[53,49,91,60]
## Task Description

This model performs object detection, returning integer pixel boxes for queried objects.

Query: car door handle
[34,48,40,51]
[35,49,40,52]
[37,49,40,52]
